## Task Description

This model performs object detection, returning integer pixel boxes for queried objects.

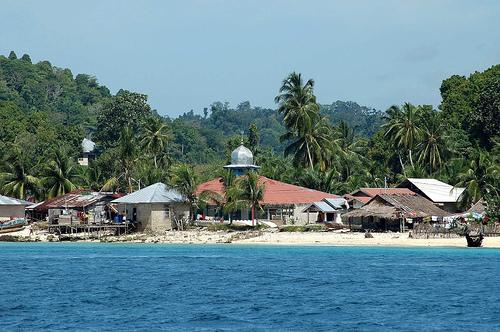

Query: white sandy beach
[2,226,500,248]
[235,231,500,248]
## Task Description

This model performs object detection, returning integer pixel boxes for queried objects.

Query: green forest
[0,51,498,216]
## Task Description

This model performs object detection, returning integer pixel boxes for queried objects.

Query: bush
[279,224,326,232]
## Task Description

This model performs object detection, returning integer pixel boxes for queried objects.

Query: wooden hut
[342,193,448,232]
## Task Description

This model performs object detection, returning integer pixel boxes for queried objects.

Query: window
[164,206,171,219]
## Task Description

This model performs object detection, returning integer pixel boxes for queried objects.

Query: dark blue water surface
[1,244,499,331]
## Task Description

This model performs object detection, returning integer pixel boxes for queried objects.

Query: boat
[0,218,27,234]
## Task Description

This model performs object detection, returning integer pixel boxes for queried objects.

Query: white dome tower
[223,141,260,176]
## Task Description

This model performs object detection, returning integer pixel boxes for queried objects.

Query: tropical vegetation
[0,51,498,219]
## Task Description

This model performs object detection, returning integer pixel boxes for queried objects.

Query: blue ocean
[1,244,499,331]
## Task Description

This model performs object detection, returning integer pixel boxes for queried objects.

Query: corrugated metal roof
[32,190,120,211]
[196,176,338,205]
[82,138,95,153]
[0,195,31,206]
[323,198,348,209]
[302,201,336,213]
[398,178,465,203]
[112,183,185,204]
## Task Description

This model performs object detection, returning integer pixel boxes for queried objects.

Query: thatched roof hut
[342,193,448,231]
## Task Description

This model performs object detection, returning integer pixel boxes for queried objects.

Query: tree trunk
[251,205,255,226]
[398,152,406,176]
[306,141,314,170]
[409,149,414,168]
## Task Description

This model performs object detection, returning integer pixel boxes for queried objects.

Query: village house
[78,138,96,166]
[342,192,449,232]
[32,190,120,225]
[302,198,349,224]
[344,188,416,209]
[196,143,339,225]
[397,178,465,212]
[111,182,189,233]
[0,194,30,220]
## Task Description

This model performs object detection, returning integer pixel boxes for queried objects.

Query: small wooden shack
[342,193,448,232]
[111,183,189,233]
[32,190,120,225]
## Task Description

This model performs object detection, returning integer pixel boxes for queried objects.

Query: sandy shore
[236,231,500,248]
[2,226,500,248]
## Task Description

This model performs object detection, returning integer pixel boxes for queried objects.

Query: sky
[1,0,499,116]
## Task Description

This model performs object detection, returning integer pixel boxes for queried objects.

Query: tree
[416,112,448,174]
[20,54,32,63]
[8,51,17,60]
[275,72,319,132]
[0,153,40,200]
[101,126,137,193]
[225,171,265,226]
[42,149,81,198]
[94,90,152,149]
[281,117,333,170]
[248,123,259,148]
[456,151,499,209]
[275,72,330,169]
[383,103,422,168]
[140,117,171,168]
[332,121,366,181]
[170,164,199,221]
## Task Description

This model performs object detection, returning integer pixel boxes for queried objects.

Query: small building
[196,143,339,225]
[342,192,448,232]
[302,198,349,224]
[111,183,189,233]
[78,138,96,166]
[397,178,465,212]
[0,195,31,220]
[33,190,119,225]
[344,188,415,209]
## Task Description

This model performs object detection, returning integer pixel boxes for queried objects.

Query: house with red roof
[195,143,338,225]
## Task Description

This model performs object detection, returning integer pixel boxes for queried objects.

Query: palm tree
[0,159,40,200]
[42,150,80,198]
[170,164,199,221]
[456,151,500,209]
[275,72,329,170]
[417,113,448,174]
[383,103,422,168]
[140,117,171,168]
[332,121,367,180]
[281,117,333,170]
[225,171,265,226]
[275,72,320,133]
[102,126,137,193]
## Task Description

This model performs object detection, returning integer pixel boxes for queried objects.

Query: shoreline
[2,227,500,248]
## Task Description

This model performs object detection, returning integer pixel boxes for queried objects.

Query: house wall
[0,205,25,218]
[440,202,461,213]
[119,203,189,233]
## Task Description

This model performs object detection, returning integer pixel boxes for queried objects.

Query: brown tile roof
[196,176,338,205]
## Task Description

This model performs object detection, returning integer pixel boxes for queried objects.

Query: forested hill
[0,52,383,161]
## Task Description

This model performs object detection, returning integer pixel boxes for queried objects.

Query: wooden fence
[413,223,500,239]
